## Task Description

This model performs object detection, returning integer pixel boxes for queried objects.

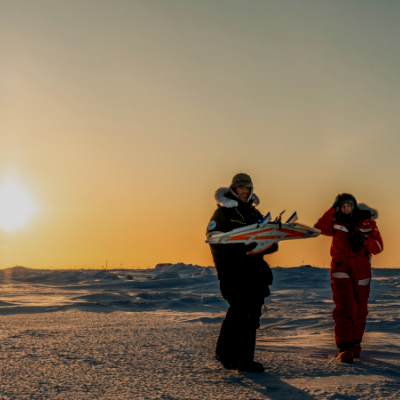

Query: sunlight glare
[0,177,37,232]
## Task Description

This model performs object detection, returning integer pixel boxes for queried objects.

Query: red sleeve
[314,207,336,237]
[362,222,383,255]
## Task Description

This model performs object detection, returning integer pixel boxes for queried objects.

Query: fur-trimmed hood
[214,187,260,208]
[358,203,379,220]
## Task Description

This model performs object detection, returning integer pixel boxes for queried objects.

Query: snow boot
[238,360,264,373]
[352,344,362,358]
[336,349,353,363]
[215,354,238,370]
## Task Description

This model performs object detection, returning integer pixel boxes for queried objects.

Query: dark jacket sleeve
[206,207,231,236]
[207,207,262,258]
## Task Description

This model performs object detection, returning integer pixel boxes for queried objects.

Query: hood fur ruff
[358,203,378,220]
[215,187,260,208]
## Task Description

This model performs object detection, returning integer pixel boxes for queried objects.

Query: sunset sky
[1,0,399,269]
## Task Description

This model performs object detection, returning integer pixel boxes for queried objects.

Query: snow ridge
[1,264,399,399]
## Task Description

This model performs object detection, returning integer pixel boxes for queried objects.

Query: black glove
[244,242,258,253]
[260,242,278,255]
[332,194,341,209]
[245,242,278,255]
[350,231,364,253]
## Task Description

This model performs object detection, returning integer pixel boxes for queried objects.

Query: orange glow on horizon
[0,1,398,269]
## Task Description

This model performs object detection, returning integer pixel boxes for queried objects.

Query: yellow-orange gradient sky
[1,0,399,269]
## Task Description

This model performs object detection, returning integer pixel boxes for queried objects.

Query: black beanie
[337,193,357,209]
[230,173,253,190]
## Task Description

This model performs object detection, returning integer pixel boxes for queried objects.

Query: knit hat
[337,193,357,209]
[230,173,253,190]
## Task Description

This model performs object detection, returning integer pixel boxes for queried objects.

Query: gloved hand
[245,242,278,255]
[332,194,341,209]
[350,231,364,253]
[260,243,278,255]
[244,242,258,253]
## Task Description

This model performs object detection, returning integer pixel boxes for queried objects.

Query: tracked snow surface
[0,264,399,399]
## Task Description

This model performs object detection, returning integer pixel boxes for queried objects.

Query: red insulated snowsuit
[315,206,383,347]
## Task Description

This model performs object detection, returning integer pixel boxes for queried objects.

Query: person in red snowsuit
[315,193,383,363]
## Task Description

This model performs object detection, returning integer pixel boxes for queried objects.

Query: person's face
[236,185,251,202]
[340,203,352,215]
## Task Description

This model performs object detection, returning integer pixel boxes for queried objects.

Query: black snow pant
[216,296,264,363]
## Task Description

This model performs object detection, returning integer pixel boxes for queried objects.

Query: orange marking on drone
[278,228,305,238]
[229,227,274,241]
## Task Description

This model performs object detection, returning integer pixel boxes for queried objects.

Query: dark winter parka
[207,187,277,300]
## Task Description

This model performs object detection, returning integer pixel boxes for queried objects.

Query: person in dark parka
[206,173,278,373]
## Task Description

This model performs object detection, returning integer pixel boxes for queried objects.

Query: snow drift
[1,264,399,399]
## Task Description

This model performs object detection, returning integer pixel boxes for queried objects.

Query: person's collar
[214,187,260,208]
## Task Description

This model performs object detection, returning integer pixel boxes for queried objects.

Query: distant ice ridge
[0,263,399,337]
[0,263,222,315]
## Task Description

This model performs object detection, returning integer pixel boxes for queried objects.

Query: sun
[0,177,37,232]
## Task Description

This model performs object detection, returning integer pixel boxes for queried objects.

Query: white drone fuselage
[206,212,320,255]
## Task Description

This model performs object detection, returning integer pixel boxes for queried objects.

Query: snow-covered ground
[0,264,399,399]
